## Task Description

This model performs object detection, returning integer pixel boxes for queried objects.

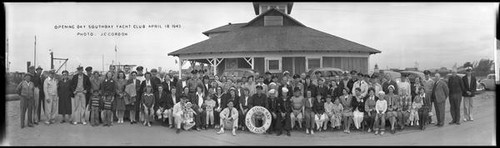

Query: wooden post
[178,58,183,81]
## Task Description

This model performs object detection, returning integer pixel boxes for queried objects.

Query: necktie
[431,81,438,100]
[228,108,232,118]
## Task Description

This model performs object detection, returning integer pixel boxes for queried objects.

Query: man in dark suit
[431,73,449,127]
[448,68,464,125]
[382,73,399,95]
[150,69,162,91]
[316,78,329,100]
[346,70,357,94]
[462,67,477,122]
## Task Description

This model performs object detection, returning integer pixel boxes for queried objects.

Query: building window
[264,16,283,26]
[308,58,321,71]
[266,58,281,73]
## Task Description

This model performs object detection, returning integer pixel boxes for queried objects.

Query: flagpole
[34,35,36,68]
[115,45,117,68]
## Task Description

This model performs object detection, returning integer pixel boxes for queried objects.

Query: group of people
[17,64,477,137]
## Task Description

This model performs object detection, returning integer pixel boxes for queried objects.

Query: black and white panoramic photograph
[3,2,498,146]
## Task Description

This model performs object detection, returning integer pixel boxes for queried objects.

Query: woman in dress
[125,71,140,124]
[339,88,353,134]
[213,86,225,129]
[352,88,365,130]
[58,70,72,123]
[114,71,127,124]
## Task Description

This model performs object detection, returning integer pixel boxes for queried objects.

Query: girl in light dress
[183,102,197,130]
[331,97,344,130]
[409,87,424,126]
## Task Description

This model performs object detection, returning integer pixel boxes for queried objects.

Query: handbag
[124,94,131,105]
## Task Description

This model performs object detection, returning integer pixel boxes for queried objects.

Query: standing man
[70,66,92,125]
[150,69,162,92]
[422,70,435,124]
[84,66,93,121]
[17,73,35,128]
[31,66,44,125]
[43,70,58,125]
[431,73,449,127]
[382,74,399,95]
[352,73,369,98]
[448,68,464,125]
[462,67,476,122]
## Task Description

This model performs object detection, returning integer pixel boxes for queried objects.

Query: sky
[5,2,498,73]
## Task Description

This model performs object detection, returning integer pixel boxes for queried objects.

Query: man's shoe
[176,129,181,134]
[374,131,378,135]
[380,131,385,135]
[277,131,282,136]
[232,129,236,136]
[456,122,461,125]
[217,129,224,135]
[310,129,314,135]
[449,122,455,125]
[306,129,309,134]
[286,131,291,136]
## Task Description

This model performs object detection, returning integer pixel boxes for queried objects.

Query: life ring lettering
[245,106,272,134]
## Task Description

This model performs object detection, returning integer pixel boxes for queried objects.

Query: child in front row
[90,90,101,126]
[204,95,216,129]
[374,91,387,135]
[409,87,424,126]
[142,85,155,127]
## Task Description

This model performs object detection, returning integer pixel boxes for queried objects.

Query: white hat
[269,89,276,94]
[282,87,289,93]
[378,91,385,95]
[269,82,277,86]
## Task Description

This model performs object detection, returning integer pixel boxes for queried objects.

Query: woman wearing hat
[58,70,72,123]
[385,85,400,134]
[339,87,353,134]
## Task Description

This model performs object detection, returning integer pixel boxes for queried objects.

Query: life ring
[245,106,272,134]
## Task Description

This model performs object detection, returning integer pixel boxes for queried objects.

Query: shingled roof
[202,23,246,36]
[169,8,381,57]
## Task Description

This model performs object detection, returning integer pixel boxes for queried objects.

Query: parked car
[221,68,259,80]
[377,70,402,82]
[307,67,344,82]
[478,74,496,91]
[400,71,425,83]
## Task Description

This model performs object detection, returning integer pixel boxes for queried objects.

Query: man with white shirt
[43,70,58,125]
[173,96,189,134]
[238,88,251,131]
[398,75,411,97]
[462,67,476,122]
[352,73,369,98]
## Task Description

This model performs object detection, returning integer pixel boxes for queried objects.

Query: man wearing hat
[135,66,145,82]
[264,71,272,85]
[248,85,268,127]
[448,67,464,125]
[43,69,58,124]
[30,66,45,125]
[85,66,93,77]
[71,66,92,125]
[266,89,279,134]
[430,73,449,127]
[462,67,476,122]
[17,73,35,128]
[276,87,292,136]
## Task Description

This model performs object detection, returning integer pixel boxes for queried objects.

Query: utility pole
[34,36,36,68]
[102,54,104,72]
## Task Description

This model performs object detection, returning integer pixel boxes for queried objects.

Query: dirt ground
[2,91,496,146]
